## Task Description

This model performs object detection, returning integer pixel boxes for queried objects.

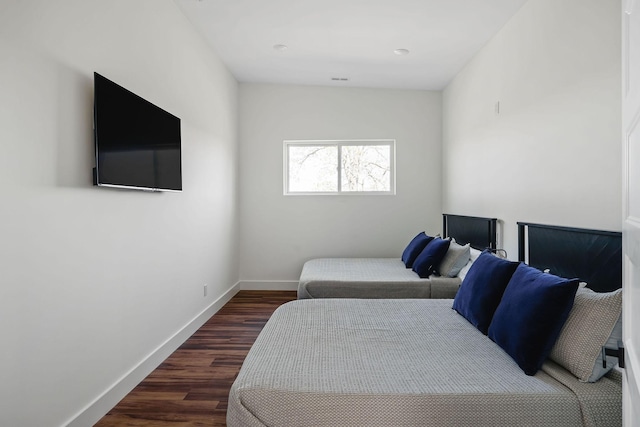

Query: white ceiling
[174,0,528,90]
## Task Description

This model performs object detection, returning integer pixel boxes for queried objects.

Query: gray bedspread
[298,258,461,299]
[227,299,621,427]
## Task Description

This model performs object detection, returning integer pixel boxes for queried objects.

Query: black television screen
[93,72,182,192]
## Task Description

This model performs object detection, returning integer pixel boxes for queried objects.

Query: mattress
[227,299,621,427]
[298,258,461,299]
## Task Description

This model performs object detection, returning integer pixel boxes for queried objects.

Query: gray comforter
[298,258,461,299]
[227,299,621,427]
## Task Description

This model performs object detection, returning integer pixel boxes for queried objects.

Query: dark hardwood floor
[95,290,297,427]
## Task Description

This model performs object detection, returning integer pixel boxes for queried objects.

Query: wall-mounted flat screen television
[93,72,182,192]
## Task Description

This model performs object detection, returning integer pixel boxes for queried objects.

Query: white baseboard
[64,281,241,427]
[239,280,298,291]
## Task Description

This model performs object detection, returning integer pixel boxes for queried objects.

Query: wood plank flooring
[95,290,297,427]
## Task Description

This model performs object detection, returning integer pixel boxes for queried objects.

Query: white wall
[0,1,238,426]
[443,0,621,259]
[239,84,442,284]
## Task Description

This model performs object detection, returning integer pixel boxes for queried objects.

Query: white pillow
[457,247,482,281]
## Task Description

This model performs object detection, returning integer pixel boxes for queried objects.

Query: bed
[228,222,623,427]
[297,213,498,299]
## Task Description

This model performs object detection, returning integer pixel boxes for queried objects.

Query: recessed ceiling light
[273,44,288,51]
[394,48,410,56]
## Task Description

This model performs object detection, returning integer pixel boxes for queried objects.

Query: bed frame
[517,221,624,367]
[443,213,497,250]
[517,222,622,292]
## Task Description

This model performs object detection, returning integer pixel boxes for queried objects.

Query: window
[284,140,395,195]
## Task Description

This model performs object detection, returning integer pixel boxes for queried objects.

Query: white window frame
[283,139,396,196]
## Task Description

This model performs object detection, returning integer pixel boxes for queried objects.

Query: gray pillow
[437,240,470,278]
[549,287,622,382]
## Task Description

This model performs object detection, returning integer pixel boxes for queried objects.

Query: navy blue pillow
[401,232,434,268]
[452,251,519,334]
[487,263,579,376]
[412,237,451,278]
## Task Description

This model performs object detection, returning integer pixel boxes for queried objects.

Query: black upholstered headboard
[443,214,497,251]
[517,222,622,292]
